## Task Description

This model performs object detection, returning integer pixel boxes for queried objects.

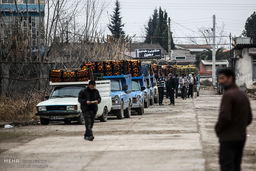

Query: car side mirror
[122,85,128,91]
[141,86,146,91]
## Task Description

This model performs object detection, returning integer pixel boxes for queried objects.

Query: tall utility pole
[168,17,172,61]
[212,15,216,87]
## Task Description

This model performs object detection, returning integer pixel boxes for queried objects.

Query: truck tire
[137,107,144,115]
[77,113,85,125]
[116,102,124,119]
[144,98,149,108]
[124,103,131,118]
[64,119,72,125]
[40,118,49,125]
[99,107,108,122]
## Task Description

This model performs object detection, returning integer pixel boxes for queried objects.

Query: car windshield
[51,86,84,98]
[111,80,121,91]
[132,81,140,91]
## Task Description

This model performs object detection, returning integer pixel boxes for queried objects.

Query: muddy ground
[0,90,255,171]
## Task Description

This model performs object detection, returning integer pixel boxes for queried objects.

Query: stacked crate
[128,60,141,77]
[49,70,63,82]
[49,68,90,82]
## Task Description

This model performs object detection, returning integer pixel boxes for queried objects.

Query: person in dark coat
[215,69,253,171]
[78,80,101,141]
[167,73,176,105]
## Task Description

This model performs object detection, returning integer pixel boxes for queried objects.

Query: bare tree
[189,23,228,49]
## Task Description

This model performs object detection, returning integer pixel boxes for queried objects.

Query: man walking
[79,80,101,141]
[167,73,176,105]
[215,69,253,171]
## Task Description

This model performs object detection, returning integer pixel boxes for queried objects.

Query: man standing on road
[157,74,165,105]
[188,74,194,98]
[79,80,101,141]
[167,73,176,105]
[179,74,187,100]
[192,73,197,98]
[215,69,253,171]
[175,74,179,98]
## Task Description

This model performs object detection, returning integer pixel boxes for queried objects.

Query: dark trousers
[175,87,178,98]
[169,89,175,104]
[188,84,193,98]
[83,110,97,137]
[181,86,187,99]
[158,87,164,104]
[219,140,246,171]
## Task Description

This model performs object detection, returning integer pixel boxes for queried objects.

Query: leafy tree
[108,0,125,39]
[195,48,227,67]
[243,11,256,43]
[145,8,175,51]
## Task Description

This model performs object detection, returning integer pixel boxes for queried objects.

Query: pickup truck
[132,76,146,115]
[144,76,153,107]
[103,74,132,119]
[36,80,112,125]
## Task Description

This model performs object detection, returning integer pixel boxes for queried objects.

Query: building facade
[0,0,45,59]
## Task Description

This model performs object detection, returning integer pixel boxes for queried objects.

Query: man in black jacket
[79,80,101,141]
[167,73,176,105]
[215,69,253,171]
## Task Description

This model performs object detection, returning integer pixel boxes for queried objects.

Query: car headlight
[38,106,47,112]
[67,105,77,111]
[112,95,120,104]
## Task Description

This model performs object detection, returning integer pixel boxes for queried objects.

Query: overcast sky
[96,0,256,43]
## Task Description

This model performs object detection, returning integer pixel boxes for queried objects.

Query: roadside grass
[0,94,43,122]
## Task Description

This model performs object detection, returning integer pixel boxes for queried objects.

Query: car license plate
[50,116,64,120]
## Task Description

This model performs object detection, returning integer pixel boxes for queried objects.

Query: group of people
[78,69,253,171]
[157,73,200,106]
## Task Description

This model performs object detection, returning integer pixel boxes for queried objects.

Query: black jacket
[167,77,177,90]
[78,87,101,113]
[215,84,253,142]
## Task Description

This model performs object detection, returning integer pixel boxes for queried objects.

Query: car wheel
[124,103,131,118]
[40,118,49,125]
[137,106,144,115]
[116,101,124,119]
[77,113,85,125]
[99,107,108,122]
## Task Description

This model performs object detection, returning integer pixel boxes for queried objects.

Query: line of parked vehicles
[36,62,159,125]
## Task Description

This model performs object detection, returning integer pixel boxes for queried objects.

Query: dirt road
[0,90,255,171]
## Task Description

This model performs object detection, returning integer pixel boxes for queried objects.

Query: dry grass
[0,94,43,122]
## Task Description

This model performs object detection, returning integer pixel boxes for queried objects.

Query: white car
[36,80,112,125]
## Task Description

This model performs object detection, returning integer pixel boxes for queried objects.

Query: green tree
[108,0,125,39]
[195,48,226,67]
[243,11,256,43]
[145,8,175,51]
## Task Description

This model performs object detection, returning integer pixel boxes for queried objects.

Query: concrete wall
[235,48,254,88]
